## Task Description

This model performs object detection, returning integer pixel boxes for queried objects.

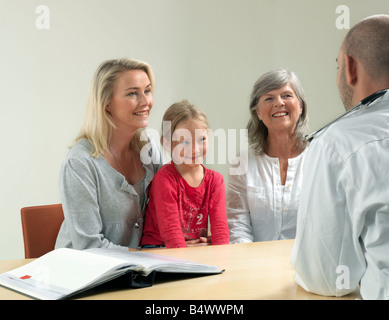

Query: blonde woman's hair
[76,58,155,157]
[247,69,309,154]
[161,100,208,148]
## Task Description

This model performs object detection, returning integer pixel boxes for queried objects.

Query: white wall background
[1,0,388,259]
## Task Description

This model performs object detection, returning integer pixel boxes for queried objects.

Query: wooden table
[0,240,360,300]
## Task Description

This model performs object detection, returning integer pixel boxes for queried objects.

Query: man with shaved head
[291,15,389,300]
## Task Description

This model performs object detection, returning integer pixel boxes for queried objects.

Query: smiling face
[255,83,302,136]
[171,119,208,168]
[106,69,153,131]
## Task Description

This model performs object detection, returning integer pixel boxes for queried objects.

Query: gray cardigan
[55,138,162,251]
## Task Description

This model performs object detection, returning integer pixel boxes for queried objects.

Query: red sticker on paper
[20,275,31,280]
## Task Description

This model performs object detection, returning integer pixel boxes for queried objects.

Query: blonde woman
[55,58,162,251]
[227,70,309,242]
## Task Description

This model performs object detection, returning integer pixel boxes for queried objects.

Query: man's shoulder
[313,101,389,159]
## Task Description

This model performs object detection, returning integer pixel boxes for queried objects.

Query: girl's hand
[185,236,212,247]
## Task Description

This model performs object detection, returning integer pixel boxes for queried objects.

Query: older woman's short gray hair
[246,69,309,154]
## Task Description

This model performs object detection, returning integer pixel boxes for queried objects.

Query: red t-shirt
[141,162,230,248]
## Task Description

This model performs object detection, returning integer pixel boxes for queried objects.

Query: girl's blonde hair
[76,58,155,157]
[161,99,208,147]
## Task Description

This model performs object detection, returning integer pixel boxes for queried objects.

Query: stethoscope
[306,89,388,142]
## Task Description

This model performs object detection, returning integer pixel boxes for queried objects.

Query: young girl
[141,100,230,248]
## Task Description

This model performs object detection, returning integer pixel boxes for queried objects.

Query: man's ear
[344,54,357,87]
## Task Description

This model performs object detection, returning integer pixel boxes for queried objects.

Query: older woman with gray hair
[227,69,309,242]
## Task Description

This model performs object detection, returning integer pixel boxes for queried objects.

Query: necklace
[110,148,138,184]
[109,147,146,242]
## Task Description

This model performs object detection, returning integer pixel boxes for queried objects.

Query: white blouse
[227,146,307,243]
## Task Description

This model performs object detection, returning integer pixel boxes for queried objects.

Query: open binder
[0,247,223,300]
